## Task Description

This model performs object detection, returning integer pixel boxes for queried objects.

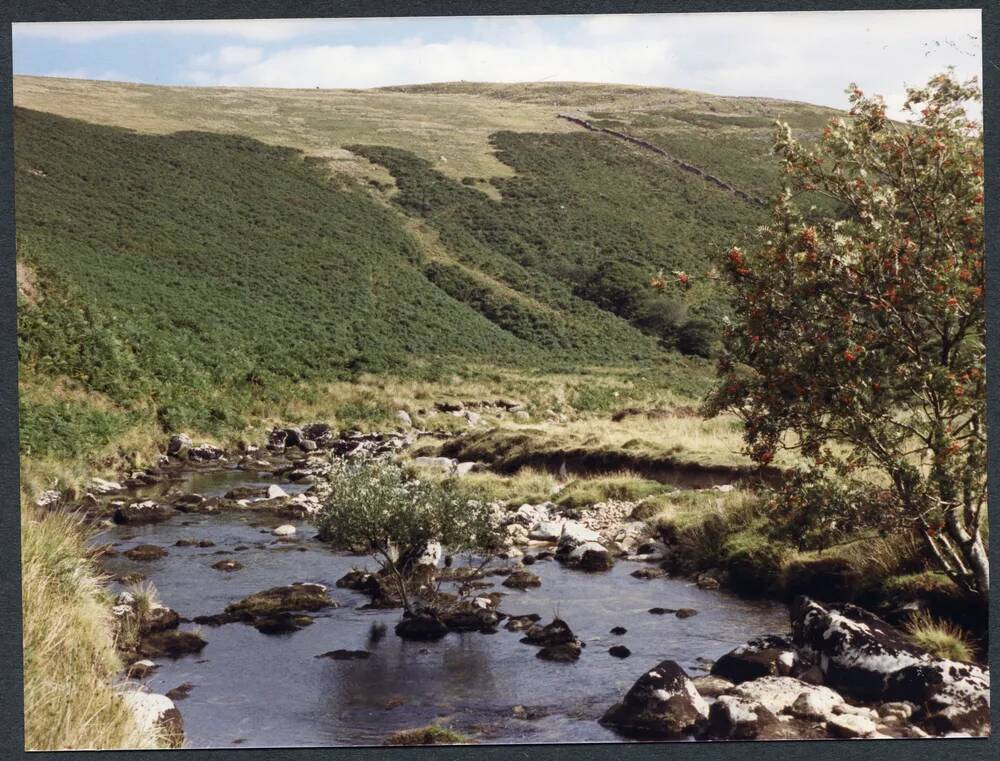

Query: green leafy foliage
[706,72,988,599]
[313,458,498,611]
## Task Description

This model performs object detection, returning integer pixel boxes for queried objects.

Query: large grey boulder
[792,596,927,701]
[600,660,709,738]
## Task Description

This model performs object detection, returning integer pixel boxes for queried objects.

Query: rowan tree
[705,71,988,601]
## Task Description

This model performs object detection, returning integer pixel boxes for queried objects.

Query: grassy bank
[21,506,163,750]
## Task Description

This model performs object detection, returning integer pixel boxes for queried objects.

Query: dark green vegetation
[16,99,764,446]
[354,130,763,350]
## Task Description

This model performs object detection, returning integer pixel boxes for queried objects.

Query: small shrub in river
[313,458,499,613]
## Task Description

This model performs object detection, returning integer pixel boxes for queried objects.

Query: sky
[13,10,983,117]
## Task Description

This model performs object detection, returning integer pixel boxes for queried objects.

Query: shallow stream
[95,468,788,748]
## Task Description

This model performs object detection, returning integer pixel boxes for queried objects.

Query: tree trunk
[944,506,990,605]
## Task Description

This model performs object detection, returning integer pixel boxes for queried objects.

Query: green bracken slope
[14,78,840,452]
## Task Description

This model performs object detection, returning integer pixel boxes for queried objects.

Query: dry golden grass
[21,506,163,750]
[12,75,578,184]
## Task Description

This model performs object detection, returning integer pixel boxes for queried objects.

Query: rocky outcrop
[600,660,709,738]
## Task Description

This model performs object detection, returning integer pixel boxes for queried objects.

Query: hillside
[13,76,842,457]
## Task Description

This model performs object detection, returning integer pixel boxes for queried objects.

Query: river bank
[32,420,989,746]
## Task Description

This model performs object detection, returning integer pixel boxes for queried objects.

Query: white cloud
[190,46,263,69]
[44,67,133,82]
[17,10,983,119]
[182,37,678,90]
[14,18,357,43]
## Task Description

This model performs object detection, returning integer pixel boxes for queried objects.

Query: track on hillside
[557,114,768,208]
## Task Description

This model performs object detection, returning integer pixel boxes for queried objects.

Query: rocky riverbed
[43,424,990,746]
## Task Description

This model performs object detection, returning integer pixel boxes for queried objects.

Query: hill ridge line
[557,113,768,208]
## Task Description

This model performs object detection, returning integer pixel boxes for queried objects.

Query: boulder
[512,502,551,527]
[827,713,877,738]
[528,520,564,542]
[166,434,192,458]
[610,626,628,636]
[537,641,582,662]
[502,570,541,590]
[791,596,927,701]
[557,521,602,552]
[600,660,709,739]
[675,608,698,619]
[87,477,123,495]
[252,612,315,634]
[267,484,289,500]
[396,410,413,427]
[454,462,477,477]
[122,692,184,747]
[788,685,845,721]
[272,524,296,537]
[114,500,171,526]
[124,544,169,562]
[187,443,224,462]
[707,695,778,740]
[302,423,333,446]
[127,659,158,679]
[691,675,734,698]
[567,541,614,572]
[211,559,243,572]
[521,618,577,647]
[609,645,632,659]
[731,676,836,716]
[504,614,541,632]
[710,635,798,684]
[205,582,336,626]
[395,612,449,641]
[137,630,207,658]
[885,660,991,736]
[34,490,63,509]
[505,523,530,546]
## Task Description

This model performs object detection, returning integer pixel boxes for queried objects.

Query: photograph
[10,6,991,751]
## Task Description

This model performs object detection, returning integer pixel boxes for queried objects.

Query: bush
[313,458,498,612]
[675,318,716,357]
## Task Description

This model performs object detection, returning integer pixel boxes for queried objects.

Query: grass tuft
[904,610,976,662]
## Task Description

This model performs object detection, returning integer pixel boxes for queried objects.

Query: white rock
[827,713,877,738]
[396,410,413,427]
[465,410,481,426]
[455,462,476,477]
[266,484,288,500]
[558,521,602,549]
[88,477,123,495]
[732,677,827,715]
[272,524,296,536]
[711,484,735,493]
[121,691,177,736]
[789,687,845,721]
[34,490,62,509]
[569,541,610,561]
[513,502,551,526]
[528,519,564,542]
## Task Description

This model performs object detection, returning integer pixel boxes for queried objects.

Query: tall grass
[904,610,976,662]
[21,506,162,750]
